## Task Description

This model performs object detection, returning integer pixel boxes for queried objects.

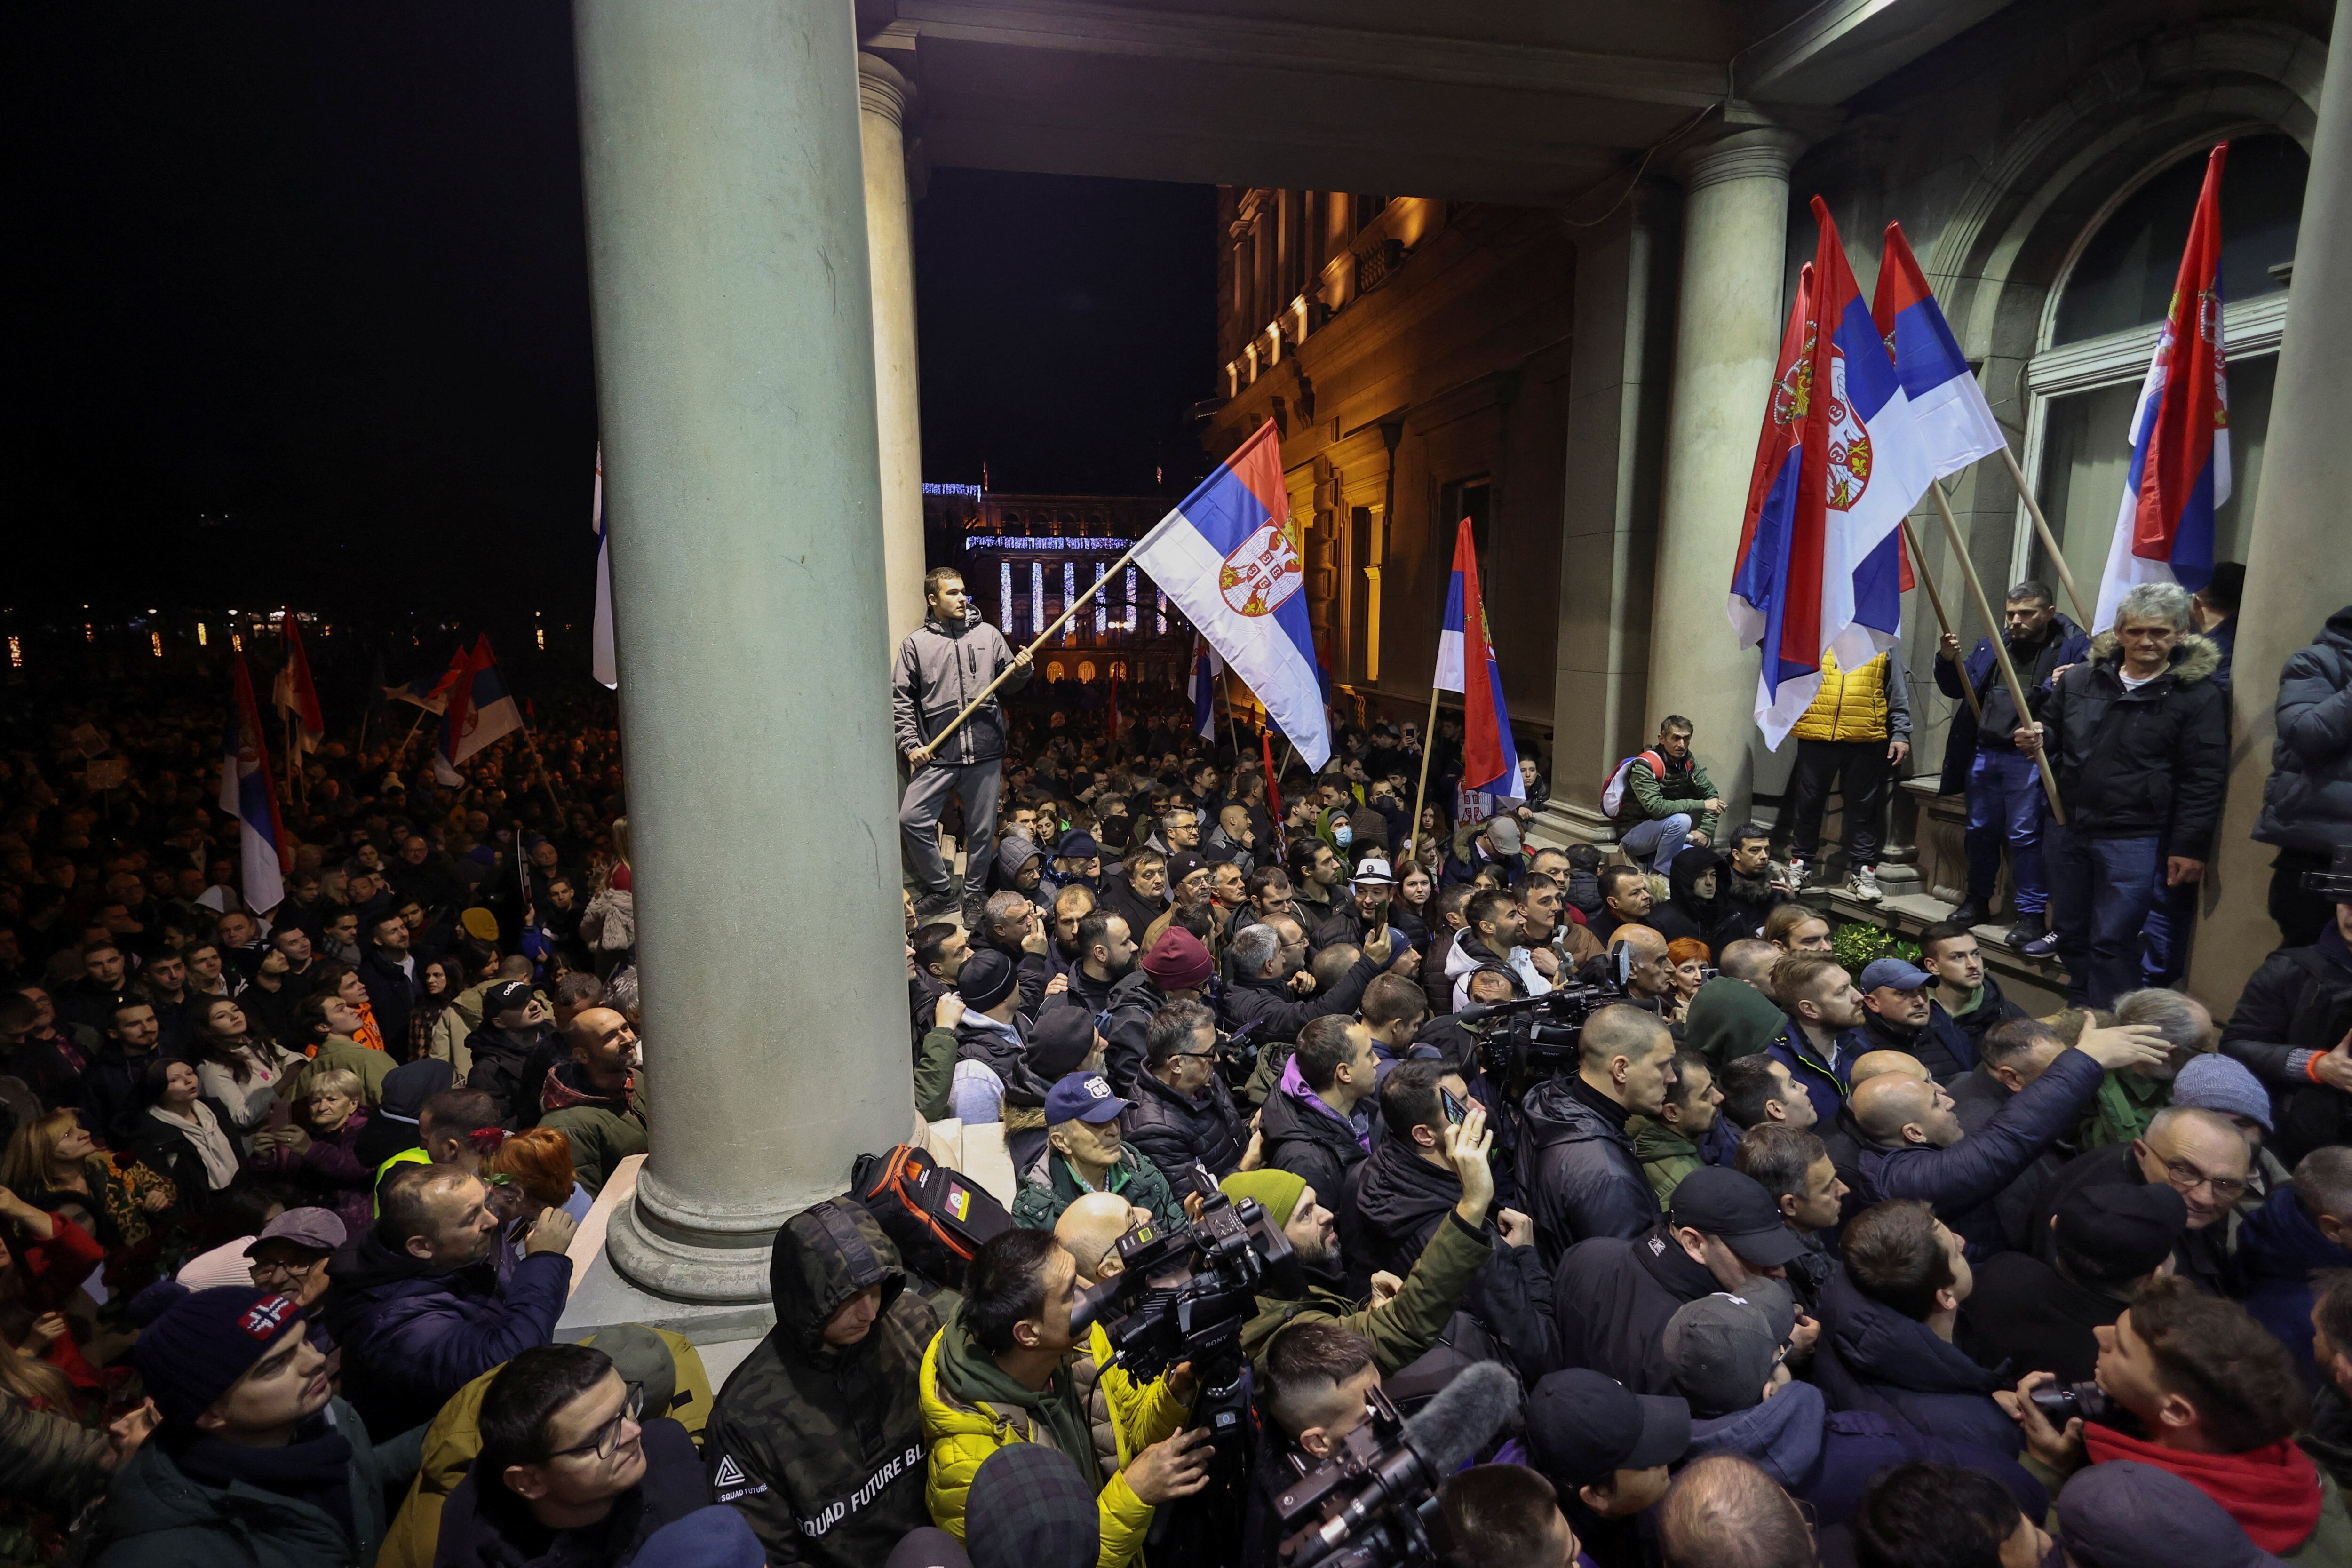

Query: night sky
[10,5,1215,630]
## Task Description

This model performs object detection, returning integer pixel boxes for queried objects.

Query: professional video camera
[1275,1361,1520,1567]
[1453,944,1633,1097]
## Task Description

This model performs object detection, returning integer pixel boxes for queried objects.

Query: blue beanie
[634,1507,765,1568]
[2172,1053,2273,1134]
[133,1287,309,1428]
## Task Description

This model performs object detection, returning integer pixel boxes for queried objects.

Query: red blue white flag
[591,445,618,689]
[1434,516,1522,802]
[2094,144,2230,632]
[272,612,326,753]
[1188,634,1224,741]
[221,655,288,913]
[433,635,524,783]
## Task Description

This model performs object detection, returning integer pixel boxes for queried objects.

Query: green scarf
[2082,1069,2170,1150]
[935,1302,1097,1469]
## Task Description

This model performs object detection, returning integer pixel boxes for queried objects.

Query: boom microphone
[1280,1361,1519,1567]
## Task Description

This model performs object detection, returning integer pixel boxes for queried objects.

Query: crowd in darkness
[1,567,2349,1568]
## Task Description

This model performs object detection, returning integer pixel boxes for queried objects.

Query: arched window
[2026,133,2308,599]
[1077,660,1097,683]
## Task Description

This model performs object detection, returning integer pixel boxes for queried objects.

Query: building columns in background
[571,0,911,1320]
[1646,126,1805,830]
[860,51,930,653]
[2188,0,2352,1004]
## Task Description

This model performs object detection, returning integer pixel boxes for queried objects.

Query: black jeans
[1786,739,1891,867]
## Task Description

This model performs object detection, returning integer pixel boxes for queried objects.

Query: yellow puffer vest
[1791,649,1890,742]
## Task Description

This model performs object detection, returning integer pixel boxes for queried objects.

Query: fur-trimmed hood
[2085,629,2223,686]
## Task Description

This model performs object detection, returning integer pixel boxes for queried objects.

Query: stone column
[572,0,909,1316]
[1647,127,1805,828]
[1539,182,1680,846]
[2188,0,2352,1003]
[860,52,929,653]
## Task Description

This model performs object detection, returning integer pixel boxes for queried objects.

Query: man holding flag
[1429,514,1523,842]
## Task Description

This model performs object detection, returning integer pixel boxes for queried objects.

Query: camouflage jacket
[704,1199,940,1568]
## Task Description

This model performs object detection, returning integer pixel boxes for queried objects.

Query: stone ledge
[1797,886,2069,1016]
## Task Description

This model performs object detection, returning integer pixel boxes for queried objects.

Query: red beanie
[1141,928,1214,991]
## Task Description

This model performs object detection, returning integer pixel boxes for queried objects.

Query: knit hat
[635,1507,766,1568]
[2058,1460,2289,1568]
[2172,1052,2274,1133]
[1168,851,1208,888]
[1220,1169,1308,1228]
[134,1287,310,1427]
[2055,1183,2188,1282]
[966,1443,1100,1568]
[1141,928,1213,991]
[956,948,1020,1013]
[1026,1006,1099,1079]
[459,907,501,942]
[1056,832,1100,862]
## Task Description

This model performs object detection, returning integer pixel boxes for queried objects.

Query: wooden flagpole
[1405,687,1443,871]
[1899,517,1982,724]
[1995,446,2094,629]
[1926,484,2066,821]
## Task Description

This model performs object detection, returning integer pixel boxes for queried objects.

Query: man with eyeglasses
[2034,1105,2252,1298]
[437,1341,709,1565]
[1123,1000,1249,1183]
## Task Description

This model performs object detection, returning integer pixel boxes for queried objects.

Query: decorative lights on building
[1063,563,1077,643]
[1093,564,1107,635]
[232,632,244,652]
[7,636,20,669]
[1000,561,1014,634]
[1157,591,1168,636]
[84,623,95,644]
[195,622,208,647]
[535,627,546,651]
[1125,568,1138,631]
[1031,563,1045,637]
[151,632,164,659]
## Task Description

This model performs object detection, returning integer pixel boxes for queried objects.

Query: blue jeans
[2045,823,2161,1008]
[1964,749,2047,913]
[1620,813,1691,873]
[2141,877,2197,987]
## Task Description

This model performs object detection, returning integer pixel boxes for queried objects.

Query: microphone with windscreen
[1276,1360,1520,1567]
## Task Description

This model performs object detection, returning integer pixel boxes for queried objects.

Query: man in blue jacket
[1843,1017,2169,1256]
[322,1163,575,1439]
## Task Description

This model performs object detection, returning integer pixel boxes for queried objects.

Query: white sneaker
[1847,865,1883,903]
[1783,856,1808,889]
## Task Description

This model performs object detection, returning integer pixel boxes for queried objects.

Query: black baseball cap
[1668,1167,1811,1268]
[1525,1369,1690,1485]
[2056,1183,2188,1281]
[484,979,536,1019]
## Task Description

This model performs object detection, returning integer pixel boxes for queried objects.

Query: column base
[558,1239,779,1346]
[605,1182,778,1307]
[1530,802,1622,850]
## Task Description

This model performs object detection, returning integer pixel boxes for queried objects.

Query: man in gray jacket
[895,567,1032,922]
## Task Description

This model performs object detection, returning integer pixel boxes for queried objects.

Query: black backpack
[850,1144,1014,1286]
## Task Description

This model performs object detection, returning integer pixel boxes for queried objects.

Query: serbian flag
[222,656,288,912]
[591,444,618,690]
[1872,224,2008,477]
[434,636,524,781]
[2095,144,2230,632]
[387,646,465,715]
[1131,420,1330,769]
[1188,635,1224,740]
[272,613,326,754]
[1434,516,1522,801]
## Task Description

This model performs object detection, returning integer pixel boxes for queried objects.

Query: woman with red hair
[1665,937,1713,1024]
[481,1127,594,1285]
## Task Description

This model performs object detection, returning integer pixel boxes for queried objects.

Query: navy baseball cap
[1044,1072,1131,1125]
[1858,956,1931,993]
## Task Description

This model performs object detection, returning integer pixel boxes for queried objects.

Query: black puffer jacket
[2255,605,2352,853]
[2225,928,2352,1164]
[1515,1076,1657,1267]
[2037,632,2229,851]
[1258,1084,1368,1231]
[1122,1068,1247,1184]
[1220,953,1382,1048]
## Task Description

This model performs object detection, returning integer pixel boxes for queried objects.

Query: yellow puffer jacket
[1791,649,1890,742]
[920,1321,1190,1568]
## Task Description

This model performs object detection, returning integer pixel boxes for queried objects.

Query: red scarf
[2084,1423,2323,1552]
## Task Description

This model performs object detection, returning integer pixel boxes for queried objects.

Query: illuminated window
[535,627,547,651]
[1125,568,1138,631]
[151,632,164,659]
[1157,591,1168,636]
[1001,561,1014,634]
[1031,563,1045,636]
[196,622,208,647]
[232,632,244,652]
[84,623,94,644]
[7,636,21,668]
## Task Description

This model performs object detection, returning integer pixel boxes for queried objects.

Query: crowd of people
[0,561,2344,1568]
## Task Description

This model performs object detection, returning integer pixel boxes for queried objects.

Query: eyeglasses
[2155,1154,2249,1202]
[547,1382,645,1462]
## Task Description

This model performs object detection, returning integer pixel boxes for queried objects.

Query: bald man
[1849,1051,1930,1090]
[1056,1190,1150,1286]
[2034,1104,2253,1297]
[544,1007,648,1195]
[1846,1014,2168,1255]
[1602,925,1678,1010]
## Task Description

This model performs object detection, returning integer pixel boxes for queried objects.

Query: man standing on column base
[895,567,1032,924]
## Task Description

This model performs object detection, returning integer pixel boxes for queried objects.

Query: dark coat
[2235,1185,2352,1388]
[1258,1084,1367,1228]
[1932,976,2025,1066]
[1220,953,1383,1049]
[358,946,421,1057]
[1098,969,1168,1096]
[79,1043,185,1148]
[130,1094,244,1212]
[1958,1251,2122,1386]
[1123,1068,1248,1184]
[1551,1224,1721,1394]
[1347,1138,1557,1380]
[1516,1075,1657,1267]
[2255,605,2352,853]
[2033,1141,2236,1297]
[433,1417,707,1568]
[1810,1266,2022,1457]
[2222,930,2352,1164]
[323,1234,572,1440]
[1765,1021,1850,1129]
[1850,1047,2105,1257]
[465,1023,564,1128]
[2037,632,2230,852]
[1934,614,2090,796]
[700,1201,939,1568]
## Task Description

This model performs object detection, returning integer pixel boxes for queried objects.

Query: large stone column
[573,0,909,1316]
[2188,0,2352,1004]
[860,52,929,652]
[1647,127,1804,827]
[1539,182,1681,846]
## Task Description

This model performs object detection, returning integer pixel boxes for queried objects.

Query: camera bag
[850,1143,1013,1284]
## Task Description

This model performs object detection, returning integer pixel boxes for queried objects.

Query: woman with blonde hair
[0,1110,176,1256]
[481,1126,593,1285]
[252,1067,375,1240]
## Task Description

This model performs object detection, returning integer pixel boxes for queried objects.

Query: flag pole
[520,725,564,813]
[1405,686,1443,871]
[1899,518,1982,724]
[1926,484,2066,822]
[1993,446,2094,630]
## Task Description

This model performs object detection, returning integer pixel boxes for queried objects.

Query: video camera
[1275,1361,1519,1568]
[1453,944,1633,1096]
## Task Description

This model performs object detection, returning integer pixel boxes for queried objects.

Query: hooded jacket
[1257,1070,1370,1229]
[2256,605,2352,853]
[702,1200,939,1568]
[891,608,1030,768]
[464,1023,562,1129]
[1809,1266,2021,1457]
[1627,1115,1702,1209]
[1684,977,1787,1068]
[1516,1075,1657,1265]
[1685,1377,2044,1530]
[534,1062,647,1198]
[1097,970,1168,1097]
[1654,847,1748,955]
[2037,631,2230,851]
[2237,1185,2352,1388]
[323,1233,572,1440]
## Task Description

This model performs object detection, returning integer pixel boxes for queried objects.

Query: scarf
[2083,1424,2324,1553]
[540,1060,635,1116]
[174,1417,357,1539]
[151,1099,241,1190]
[935,1302,1095,1469]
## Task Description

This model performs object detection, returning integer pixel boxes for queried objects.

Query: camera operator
[1518,1005,1679,1264]
[1351,1061,1554,1379]
[1243,1322,1388,1565]
[920,1228,1214,1565]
